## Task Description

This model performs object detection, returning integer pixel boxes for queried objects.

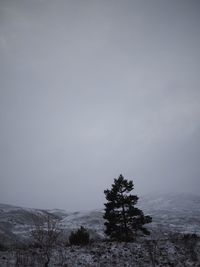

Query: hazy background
[0,0,200,211]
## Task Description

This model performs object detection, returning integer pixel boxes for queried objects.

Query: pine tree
[104,174,152,241]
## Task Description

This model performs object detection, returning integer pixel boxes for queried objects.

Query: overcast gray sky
[0,0,200,211]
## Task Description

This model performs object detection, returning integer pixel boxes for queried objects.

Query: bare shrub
[30,214,61,267]
[145,238,159,267]
[182,233,199,262]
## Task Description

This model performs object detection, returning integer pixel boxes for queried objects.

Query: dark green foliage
[69,226,90,246]
[0,242,8,251]
[104,174,152,241]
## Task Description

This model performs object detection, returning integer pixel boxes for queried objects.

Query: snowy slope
[1,193,200,246]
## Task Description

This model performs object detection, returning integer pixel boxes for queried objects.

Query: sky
[0,0,200,211]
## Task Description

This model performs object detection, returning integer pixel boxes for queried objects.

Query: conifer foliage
[104,174,152,241]
[69,226,90,246]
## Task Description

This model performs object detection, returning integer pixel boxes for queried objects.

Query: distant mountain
[139,192,200,212]
[0,203,62,245]
[138,193,200,235]
[1,193,200,246]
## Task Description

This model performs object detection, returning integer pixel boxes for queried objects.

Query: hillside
[1,193,200,246]
[0,193,200,266]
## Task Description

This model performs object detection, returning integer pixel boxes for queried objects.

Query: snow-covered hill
[139,193,200,235]
[1,193,200,246]
[0,203,61,245]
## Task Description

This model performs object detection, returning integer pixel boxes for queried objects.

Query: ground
[0,233,200,266]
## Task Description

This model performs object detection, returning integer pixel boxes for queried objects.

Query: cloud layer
[0,0,200,210]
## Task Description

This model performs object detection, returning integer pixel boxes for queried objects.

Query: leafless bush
[182,233,199,262]
[145,238,159,267]
[15,249,34,267]
[14,248,47,267]
[30,214,61,267]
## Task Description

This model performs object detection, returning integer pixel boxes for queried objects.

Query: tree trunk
[121,192,128,241]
